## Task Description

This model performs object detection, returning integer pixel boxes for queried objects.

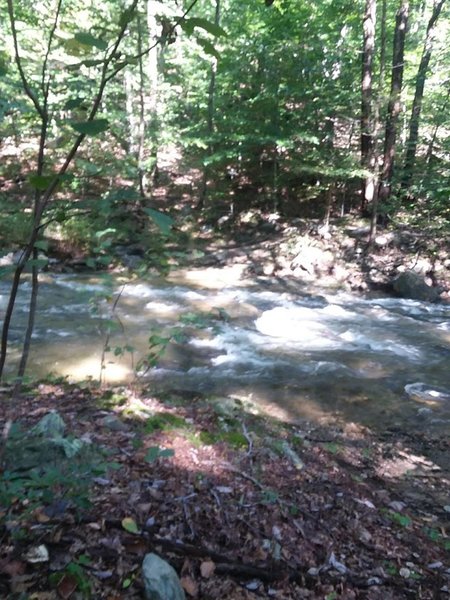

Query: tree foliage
[0,0,449,380]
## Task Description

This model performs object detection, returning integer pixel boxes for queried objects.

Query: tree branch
[6,0,44,119]
[41,0,64,99]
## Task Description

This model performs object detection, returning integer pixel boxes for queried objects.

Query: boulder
[142,553,185,600]
[392,271,440,302]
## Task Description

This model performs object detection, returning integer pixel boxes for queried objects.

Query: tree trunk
[361,0,377,213]
[402,0,446,189]
[146,0,161,187]
[371,0,409,239]
[137,13,147,197]
[198,0,221,209]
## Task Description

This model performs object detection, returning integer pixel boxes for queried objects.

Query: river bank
[0,382,449,599]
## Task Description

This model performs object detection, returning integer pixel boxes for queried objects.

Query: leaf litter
[0,382,449,599]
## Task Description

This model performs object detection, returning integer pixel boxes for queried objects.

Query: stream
[1,270,449,432]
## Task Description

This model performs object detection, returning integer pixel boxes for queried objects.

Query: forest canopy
[0,0,449,381]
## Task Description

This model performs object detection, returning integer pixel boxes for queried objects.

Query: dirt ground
[0,383,448,599]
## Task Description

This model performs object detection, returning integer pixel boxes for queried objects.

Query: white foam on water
[42,304,89,315]
[145,301,181,313]
[53,279,107,293]
[320,304,353,318]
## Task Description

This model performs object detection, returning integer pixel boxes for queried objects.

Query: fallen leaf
[181,575,198,596]
[215,486,233,494]
[93,570,113,580]
[0,560,26,576]
[328,551,347,574]
[354,497,376,510]
[57,573,78,599]
[121,517,139,534]
[389,500,406,512]
[10,573,36,593]
[23,545,49,564]
[124,538,148,554]
[200,560,215,578]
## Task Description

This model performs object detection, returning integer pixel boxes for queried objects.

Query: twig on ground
[182,496,196,539]
[241,420,253,457]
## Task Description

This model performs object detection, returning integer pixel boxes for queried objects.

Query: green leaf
[27,258,48,269]
[159,448,175,458]
[124,55,139,66]
[121,517,139,534]
[70,119,109,136]
[74,32,108,51]
[81,59,105,68]
[34,240,48,251]
[182,17,226,37]
[119,7,136,28]
[29,174,54,191]
[144,446,174,463]
[143,208,173,235]
[195,37,220,60]
[108,461,122,471]
[64,97,85,110]
[96,255,113,265]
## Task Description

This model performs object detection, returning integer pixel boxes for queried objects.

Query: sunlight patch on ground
[230,390,329,423]
[376,449,442,479]
[62,356,132,383]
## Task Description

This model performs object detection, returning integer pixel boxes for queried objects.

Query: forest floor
[0,156,449,598]
[0,382,449,599]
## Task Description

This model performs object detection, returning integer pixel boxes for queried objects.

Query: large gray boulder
[392,271,440,302]
[142,553,185,600]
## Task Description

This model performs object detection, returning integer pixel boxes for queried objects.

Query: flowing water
[1,271,449,432]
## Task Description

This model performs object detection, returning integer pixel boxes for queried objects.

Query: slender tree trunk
[323,117,335,227]
[147,0,160,186]
[371,0,409,239]
[198,0,221,209]
[402,0,446,189]
[361,0,377,213]
[137,13,147,197]
[124,69,137,154]
[424,86,450,175]
[379,0,387,88]
[14,249,39,391]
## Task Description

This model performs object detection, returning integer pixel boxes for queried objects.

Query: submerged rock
[405,382,450,404]
[142,553,185,600]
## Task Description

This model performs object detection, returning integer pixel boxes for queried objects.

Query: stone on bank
[142,553,185,600]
